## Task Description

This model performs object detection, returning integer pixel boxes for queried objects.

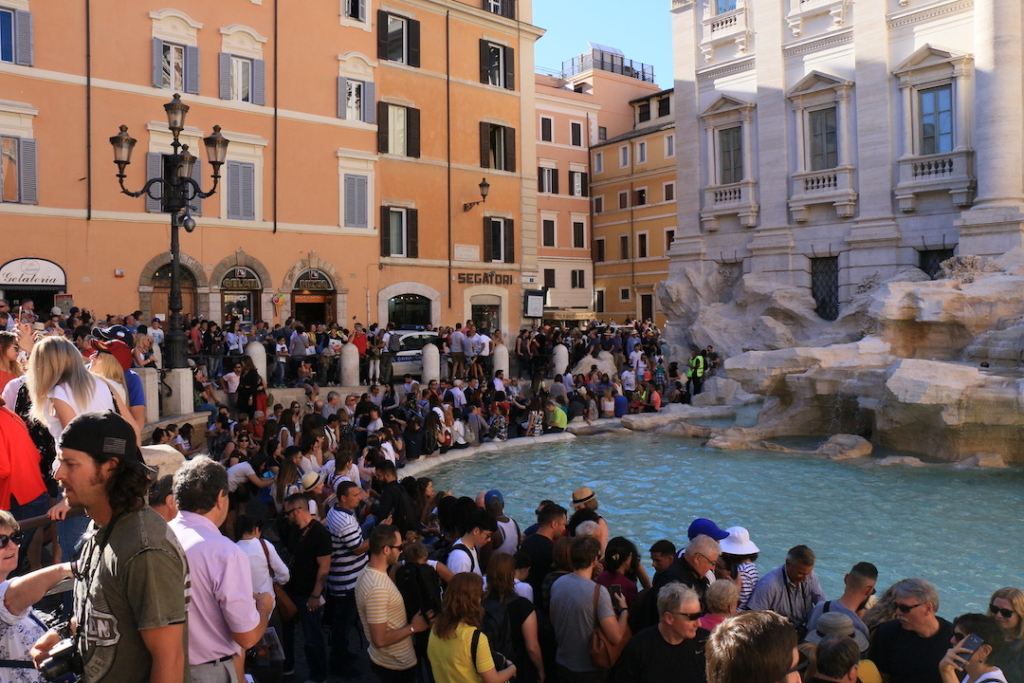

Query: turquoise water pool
[431,432,1024,617]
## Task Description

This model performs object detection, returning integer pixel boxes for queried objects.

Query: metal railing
[561,51,655,83]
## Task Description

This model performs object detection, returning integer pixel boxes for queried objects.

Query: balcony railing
[789,166,857,221]
[786,0,851,38]
[561,50,655,83]
[700,6,751,62]
[894,149,975,212]
[701,180,759,230]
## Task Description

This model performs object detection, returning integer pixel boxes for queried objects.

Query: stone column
[340,343,360,387]
[492,343,510,378]
[551,343,569,376]
[672,0,703,242]
[421,343,440,384]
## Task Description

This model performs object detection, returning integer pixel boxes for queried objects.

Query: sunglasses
[387,543,405,552]
[895,602,923,613]
[990,604,1015,619]
[671,611,702,621]
[0,532,25,549]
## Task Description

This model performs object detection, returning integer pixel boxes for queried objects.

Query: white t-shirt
[961,670,1008,683]
[476,334,492,357]
[226,461,257,493]
[447,542,480,576]
[236,538,290,599]
[222,371,241,393]
[514,578,534,603]
[47,376,116,443]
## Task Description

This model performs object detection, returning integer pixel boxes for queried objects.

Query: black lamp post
[109,93,229,369]
[462,177,491,211]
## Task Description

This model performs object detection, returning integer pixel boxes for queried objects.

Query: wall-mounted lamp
[462,177,491,212]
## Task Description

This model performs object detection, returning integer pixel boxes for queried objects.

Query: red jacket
[0,408,47,508]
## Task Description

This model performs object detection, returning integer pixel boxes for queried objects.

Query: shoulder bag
[589,583,615,669]
[260,538,298,622]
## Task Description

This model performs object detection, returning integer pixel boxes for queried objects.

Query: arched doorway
[151,265,198,321]
[291,269,336,327]
[388,294,432,330]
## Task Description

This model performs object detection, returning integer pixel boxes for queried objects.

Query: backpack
[388,333,402,353]
[394,562,443,619]
[480,597,518,669]
[443,542,476,574]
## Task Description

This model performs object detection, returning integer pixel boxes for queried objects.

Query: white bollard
[166,368,194,417]
[135,367,161,424]
[341,343,360,388]
[552,343,569,376]
[492,343,510,378]
[421,343,440,384]
[245,340,268,386]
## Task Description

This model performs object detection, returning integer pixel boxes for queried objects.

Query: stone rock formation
[570,351,619,379]
[674,250,1024,465]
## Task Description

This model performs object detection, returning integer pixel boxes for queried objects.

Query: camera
[38,638,83,682]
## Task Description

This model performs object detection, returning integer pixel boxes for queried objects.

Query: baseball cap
[92,324,131,342]
[59,411,145,465]
[91,339,133,372]
[687,517,730,541]
[484,489,504,506]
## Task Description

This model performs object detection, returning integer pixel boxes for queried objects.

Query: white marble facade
[669,0,1024,309]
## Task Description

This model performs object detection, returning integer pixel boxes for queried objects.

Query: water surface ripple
[432,433,1024,617]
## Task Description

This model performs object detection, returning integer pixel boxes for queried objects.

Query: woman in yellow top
[427,573,517,683]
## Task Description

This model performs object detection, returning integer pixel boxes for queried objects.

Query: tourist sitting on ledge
[543,399,567,433]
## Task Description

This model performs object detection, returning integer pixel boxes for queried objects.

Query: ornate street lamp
[109,93,229,369]
[462,177,491,211]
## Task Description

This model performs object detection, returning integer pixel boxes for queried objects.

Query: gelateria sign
[0,258,67,288]
[457,272,514,285]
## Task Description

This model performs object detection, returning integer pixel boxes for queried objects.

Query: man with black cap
[30,411,189,683]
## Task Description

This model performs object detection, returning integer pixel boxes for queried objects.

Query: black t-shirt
[869,617,954,683]
[375,481,418,535]
[286,520,332,597]
[613,625,708,683]
[520,533,554,597]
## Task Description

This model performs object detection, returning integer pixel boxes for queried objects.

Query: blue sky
[533,0,674,88]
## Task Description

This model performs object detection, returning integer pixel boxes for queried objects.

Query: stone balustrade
[894,148,975,212]
[701,179,759,230]
[789,165,858,221]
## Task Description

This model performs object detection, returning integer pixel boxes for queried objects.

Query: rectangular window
[635,188,647,206]
[664,182,675,202]
[346,80,364,121]
[637,141,647,164]
[658,96,671,118]
[481,123,516,172]
[485,42,504,87]
[344,0,366,21]
[0,136,19,202]
[486,217,510,262]
[665,229,675,251]
[638,101,651,123]
[571,121,583,147]
[595,152,603,174]
[385,14,408,64]
[665,134,675,158]
[570,170,588,197]
[343,174,369,228]
[540,117,553,142]
[598,126,607,142]
[716,0,737,12]
[231,55,253,103]
[638,233,648,258]
[620,287,631,301]
[539,167,556,194]
[618,191,628,210]
[226,160,256,221]
[594,196,604,214]
[388,207,407,257]
[595,289,605,313]
[0,10,14,63]
[388,105,407,156]
[619,235,629,259]
[542,219,556,247]
[809,107,838,171]
[718,126,743,184]
[162,42,186,90]
[919,84,953,155]
[486,0,513,18]
[543,268,556,288]
[573,221,585,249]
[594,238,605,262]
[571,270,585,289]
[619,145,629,168]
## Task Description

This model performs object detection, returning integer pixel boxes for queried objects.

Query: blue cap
[688,517,729,541]
[484,489,504,506]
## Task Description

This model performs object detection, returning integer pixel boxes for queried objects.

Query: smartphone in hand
[959,633,984,665]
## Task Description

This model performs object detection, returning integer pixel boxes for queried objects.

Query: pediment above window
[700,95,754,124]
[893,44,972,86]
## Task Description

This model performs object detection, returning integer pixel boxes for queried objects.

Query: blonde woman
[0,330,21,393]
[132,332,157,369]
[88,350,129,404]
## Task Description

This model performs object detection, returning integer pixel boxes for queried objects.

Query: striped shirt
[325,505,367,596]
[355,567,417,670]
[737,562,760,610]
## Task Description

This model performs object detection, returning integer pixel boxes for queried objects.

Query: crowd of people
[2,297,1018,683]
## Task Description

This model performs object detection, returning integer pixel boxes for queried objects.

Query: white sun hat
[720,526,760,555]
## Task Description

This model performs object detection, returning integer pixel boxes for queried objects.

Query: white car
[391,331,443,378]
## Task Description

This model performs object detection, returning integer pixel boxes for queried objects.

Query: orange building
[532,46,660,324]
[0,0,541,335]
[591,87,677,325]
